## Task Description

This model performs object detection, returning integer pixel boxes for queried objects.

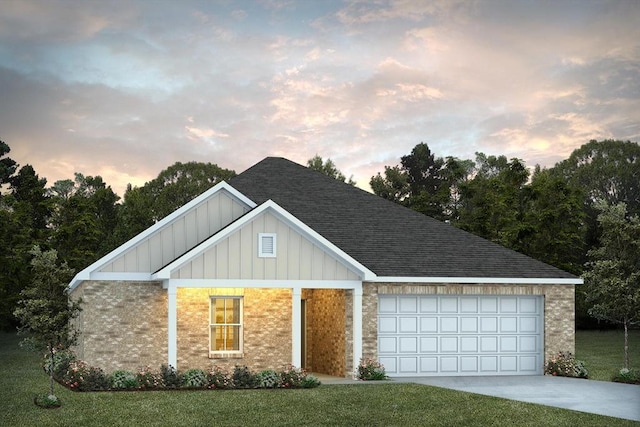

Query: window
[209,297,243,355]
[258,233,277,257]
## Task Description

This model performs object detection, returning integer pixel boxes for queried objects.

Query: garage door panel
[420,297,438,313]
[500,317,518,332]
[379,337,397,353]
[480,317,498,332]
[378,295,543,376]
[461,336,478,352]
[441,336,458,352]
[399,297,418,313]
[379,317,397,333]
[420,317,437,332]
[399,357,418,373]
[400,317,418,333]
[460,297,478,313]
[420,337,437,352]
[500,336,517,352]
[440,317,458,332]
[461,356,478,372]
[399,337,418,353]
[460,317,478,332]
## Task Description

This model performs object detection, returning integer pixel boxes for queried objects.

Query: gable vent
[258,233,277,258]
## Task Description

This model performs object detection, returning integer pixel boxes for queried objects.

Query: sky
[1,0,639,197]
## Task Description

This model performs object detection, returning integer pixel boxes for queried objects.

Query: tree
[517,167,585,275]
[114,162,235,243]
[370,143,471,221]
[582,201,640,369]
[13,246,82,399]
[457,154,529,246]
[370,165,410,203]
[307,155,356,185]
[0,140,17,189]
[49,174,120,271]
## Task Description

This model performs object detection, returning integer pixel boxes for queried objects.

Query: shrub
[44,349,76,381]
[612,368,640,384]
[58,360,108,391]
[181,368,207,388]
[257,369,282,388]
[109,370,138,389]
[545,352,588,378]
[357,358,387,380]
[280,364,307,388]
[136,366,164,389]
[232,365,258,388]
[160,364,180,388]
[207,366,232,389]
[301,374,321,388]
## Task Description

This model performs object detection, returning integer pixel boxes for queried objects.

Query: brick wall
[177,288,292,372]
[70,281,167,372]
[362,282,575,367]
[305,289,346,376]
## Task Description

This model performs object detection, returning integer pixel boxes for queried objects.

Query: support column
[291,287,302,367]
[353,285,363,377]
[167,282,178,369]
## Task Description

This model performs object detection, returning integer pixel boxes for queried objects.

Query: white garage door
[378,295,543,376]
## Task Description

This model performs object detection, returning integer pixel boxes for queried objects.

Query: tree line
[1,139,639,330]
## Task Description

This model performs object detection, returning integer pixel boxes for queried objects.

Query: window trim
[209,296,243,358]
[258,233,277,258]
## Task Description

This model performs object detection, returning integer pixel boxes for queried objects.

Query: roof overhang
[372,276,583,285]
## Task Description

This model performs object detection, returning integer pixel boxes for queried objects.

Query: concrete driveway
[393,375,640,422]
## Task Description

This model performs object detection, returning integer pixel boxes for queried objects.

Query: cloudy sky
[1,0,639,197]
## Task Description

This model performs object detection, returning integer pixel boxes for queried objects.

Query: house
[69,157,581,378]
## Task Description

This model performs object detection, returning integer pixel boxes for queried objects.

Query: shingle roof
[228,157,578,279]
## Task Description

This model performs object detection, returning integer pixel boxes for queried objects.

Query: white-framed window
[209,297,243,355]
[258,233,277,258]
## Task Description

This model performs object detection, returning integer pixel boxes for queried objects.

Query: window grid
[209,297,243,353]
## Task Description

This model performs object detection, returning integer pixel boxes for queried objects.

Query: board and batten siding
[100,192,250,273]
[172,211,360,281]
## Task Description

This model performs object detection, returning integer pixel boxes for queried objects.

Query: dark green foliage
[582,201,640,369]
[307,155,356,184]
[232,365,258,388]
[109,370,138,390]
[13,246,81,397]
[181,368,207,388]
[160,364,181,388]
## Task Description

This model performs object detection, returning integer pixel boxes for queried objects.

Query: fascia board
[152,200,376,281]
[372,276,583,285]
[68,181,257,291]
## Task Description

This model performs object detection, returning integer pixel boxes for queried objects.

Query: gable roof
[228,157,579,281]
[152,199,374,281]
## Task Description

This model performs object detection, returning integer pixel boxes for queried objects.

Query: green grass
[1,332,638,427]
[575,329,640,381]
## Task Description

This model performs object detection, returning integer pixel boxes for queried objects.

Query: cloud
[0,0,638,198]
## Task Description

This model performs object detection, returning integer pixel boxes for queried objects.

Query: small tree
[13,246,82,399]
[582,201,640,369]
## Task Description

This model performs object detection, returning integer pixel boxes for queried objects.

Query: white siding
[172,212,361,281]
[100,192,250,273]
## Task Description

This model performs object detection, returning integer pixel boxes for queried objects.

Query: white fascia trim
[152,200,376,281]
[161,279,363,290]
[372,276,583,285]
[67,181,257,292]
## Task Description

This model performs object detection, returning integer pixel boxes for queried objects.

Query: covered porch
[163,279,363,377]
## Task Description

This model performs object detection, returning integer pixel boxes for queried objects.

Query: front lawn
[0,332,637,427]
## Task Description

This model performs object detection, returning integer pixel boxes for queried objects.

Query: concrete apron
[392,375,640,422]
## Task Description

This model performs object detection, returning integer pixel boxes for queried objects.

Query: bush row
[544,352,589,378]
[46,350,320,392]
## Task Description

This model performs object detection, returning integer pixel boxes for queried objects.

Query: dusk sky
[1,0,639,197]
